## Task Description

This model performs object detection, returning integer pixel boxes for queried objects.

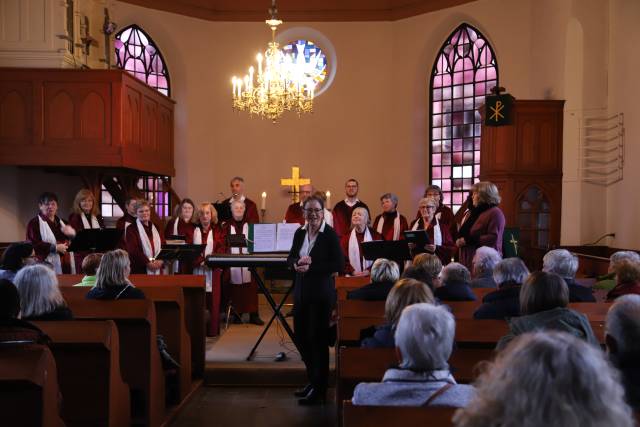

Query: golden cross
[280,166,311,203]
[509,233,519,256]
[490,100,505,122]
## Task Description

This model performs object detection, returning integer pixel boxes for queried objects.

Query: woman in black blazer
[288,195,344,405]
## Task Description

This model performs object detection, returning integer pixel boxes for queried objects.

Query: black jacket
[23,305,73,321]
[86,284,146,300]
[287,224,344,304]
[470,272,496,289]
[434,280,477,301]
[347,280,395,301]
[565,278,596,302]
[473,282,521,319]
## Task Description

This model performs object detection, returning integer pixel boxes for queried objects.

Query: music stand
[403,229,431,247]
[68,229,121,253]
[361,240,412,263]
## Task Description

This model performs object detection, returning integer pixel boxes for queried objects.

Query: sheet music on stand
[249,223,300,253]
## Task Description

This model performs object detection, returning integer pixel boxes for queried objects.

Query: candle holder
[260,208,266,223]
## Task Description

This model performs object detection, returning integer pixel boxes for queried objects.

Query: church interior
[1,0,640,426]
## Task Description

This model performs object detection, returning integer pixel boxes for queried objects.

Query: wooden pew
[65,299,165,427]
[336,276,373,300]
[0,344,65,427]
[58,274,206,379]
[343,400,456,427]
[31,320,131,427]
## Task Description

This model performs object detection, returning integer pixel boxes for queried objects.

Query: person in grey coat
[353,303,475,407]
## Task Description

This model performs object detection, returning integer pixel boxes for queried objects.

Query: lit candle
[249,66,254,88]
[261,191,267,210]
[325,191,331,210]
[232,77,236,97]
[256,53,263,76]
[237,80,242,98]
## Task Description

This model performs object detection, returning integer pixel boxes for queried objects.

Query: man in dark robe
[332,178,369,238]
[372,193,409,241]
[116,197,139,232]
[219,177,260,224]
[284,184,313,225]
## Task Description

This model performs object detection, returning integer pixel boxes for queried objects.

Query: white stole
[80,213,100,229]
[193,226,215,292]
[323,209,333,227]
[136,219,162,275]
[38,215,67,274]
[411,217,442,246]
[348,227,372,273]
[229,222,251,284]
[376,211,401,240]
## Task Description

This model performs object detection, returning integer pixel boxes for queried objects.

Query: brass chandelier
[231,0,315,122]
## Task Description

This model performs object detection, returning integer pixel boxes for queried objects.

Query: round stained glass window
[282,39,327,87]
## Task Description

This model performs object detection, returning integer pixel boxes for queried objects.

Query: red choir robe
[372,211,409,241]
[409,217,456,266]
[26,213,73,274]
[220,218,258,313]
[193,223,226,335]
[284,202,305,225]
[125,220,165,274]
[340,227,382,275]
[415,204,456,239]
[68,212,106,272]
[332,199,370,239]
[221,196,260,224]
[164,217,197,274]
[116,213,136,231]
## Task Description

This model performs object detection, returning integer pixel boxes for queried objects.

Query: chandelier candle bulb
[261,192,267,210]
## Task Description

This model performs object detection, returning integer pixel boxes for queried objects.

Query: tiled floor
[169,386,337,427]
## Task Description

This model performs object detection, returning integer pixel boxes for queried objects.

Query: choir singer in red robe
[68,189,105,269]
[341,207,381,276]
[220,177,260,224]
[26,192,76,274]
[221,200,264,325]
[372,193,408,241]
[332,179,369,238]
[284,184,313,225]
[164,198,197,273]
[124,200,165,274]
[116,197,139,232]
[416,185,456,239]
[409,197,456,266]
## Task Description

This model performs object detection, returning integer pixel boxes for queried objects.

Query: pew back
[343,401,456,427]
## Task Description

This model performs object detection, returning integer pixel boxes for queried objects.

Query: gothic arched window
[430,23,498,212]
[114,24,170,96]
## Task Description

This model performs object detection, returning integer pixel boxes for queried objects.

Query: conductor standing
[287,195,344,405]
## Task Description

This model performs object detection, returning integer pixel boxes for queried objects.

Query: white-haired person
[372,193,409,241]
[124,199,165,275]
[470,246,502,288]
[473,257,529,320]
[409,197,456,266]
[606,260,640,301]
[220,199,263,325]
[605,295,640,410]
[86,249,145,300]
[340,207,382,276]
[453,332,634,427]
[361,278,435,349]
[595,250,640,291]
[496,271,598,350]
[14,264,73,321]
[347,258,400,301]
[434,262,476,301]
[353,303,474,407]
[164,198,197,273]
[543,249,595,302]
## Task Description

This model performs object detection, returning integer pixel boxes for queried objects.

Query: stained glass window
[138,176,171,218]
[282,39,327,87]
[114,25,170,96]
[430,24,498,213]
[100,185,124,218]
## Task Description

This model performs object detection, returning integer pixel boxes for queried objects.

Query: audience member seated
[497,272,598,350]
[470,246,501,288]
[86,249,145,300]
[13,264,72,321]
[473,258,529,320]
[410,252,443,290]
[347,258,400,301]
[73,252,103,287]
[453,332,634,427]
[605,295,640,410]
[361,278,434,349]
[0,279,49,344]
[353,303,475,407]
[0,241,34,282]
[543,249,595,302]
[595,250,640,291]
[606,260,640,301]
[434,262,476,301]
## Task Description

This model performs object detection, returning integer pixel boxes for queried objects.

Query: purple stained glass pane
[463,152,474,164]
[453,152,463,165]
[463,138,474,151]
[453,139,463,152]
[432,141,442,153]
[432,154,442,166]
[475,165,480,176]
[442,192,452,205]
[442,153,452,165]
[441,180,451,191]
[442,166,451,177]
[432,168,442,178]
[453,193,463,204]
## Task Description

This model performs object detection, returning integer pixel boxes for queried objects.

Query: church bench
[335,276,372,300]
[0,344,65,427]
[58,274,206,379]
[31,320,131,427]
[343,400,456,427]
[64,299,165,427]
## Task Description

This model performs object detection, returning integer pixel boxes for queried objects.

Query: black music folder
[156,244,206,262]
[403,229,431,247]
[68,229,120,252]
[361,240,411,263]
[226,234,247,248]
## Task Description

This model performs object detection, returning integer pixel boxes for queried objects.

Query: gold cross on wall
[509,233,519,256]
[280,166,311,203]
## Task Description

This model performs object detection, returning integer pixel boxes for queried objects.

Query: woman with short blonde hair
[193,202,224,295]
[87,249,145,300]
[68,188,105,272]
